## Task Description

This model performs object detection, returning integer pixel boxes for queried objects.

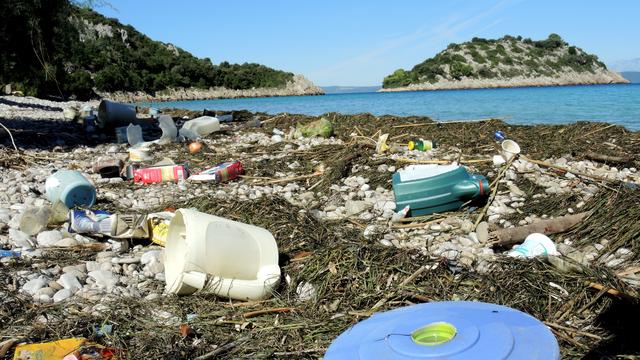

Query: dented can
[188,161,244,183]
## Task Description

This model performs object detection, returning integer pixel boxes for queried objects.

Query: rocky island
[380,34,628,92]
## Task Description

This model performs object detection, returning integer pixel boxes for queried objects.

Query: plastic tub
[164,209,281,300]
[44,170,96,208]
[325,301,560,359]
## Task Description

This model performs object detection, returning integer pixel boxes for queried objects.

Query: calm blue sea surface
[142,84,640,130]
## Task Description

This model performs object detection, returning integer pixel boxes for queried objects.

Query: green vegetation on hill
[382,34,609,88]
[0,1,294,99]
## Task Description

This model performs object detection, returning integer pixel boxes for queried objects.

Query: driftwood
[490,212,587,247]
[585,151,633,164]
[588,282,637,303]
[0,338,19,358]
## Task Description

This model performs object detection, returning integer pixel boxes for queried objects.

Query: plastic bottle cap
[411,322,457,346]
[408,141,415,150]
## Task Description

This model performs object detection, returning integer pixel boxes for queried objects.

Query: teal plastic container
[44,170,96,208]
[325,301,560,359]
[393,165,488,216]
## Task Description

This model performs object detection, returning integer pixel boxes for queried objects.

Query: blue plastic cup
[45,170,96,208]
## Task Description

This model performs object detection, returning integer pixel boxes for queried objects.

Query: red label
[133,165,187,184]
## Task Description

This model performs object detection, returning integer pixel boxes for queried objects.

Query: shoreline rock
[99,74,324,103]
[379,70,629,92]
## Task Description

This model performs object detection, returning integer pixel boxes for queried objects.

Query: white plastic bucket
[508,233,559,258]
[164,209,281,300]
[501,140,521,161]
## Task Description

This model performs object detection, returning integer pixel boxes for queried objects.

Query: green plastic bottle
[408,139,436,151]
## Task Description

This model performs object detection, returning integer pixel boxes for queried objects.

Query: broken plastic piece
[156,115,177,144]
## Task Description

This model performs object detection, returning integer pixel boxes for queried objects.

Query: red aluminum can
[189,161,244,183]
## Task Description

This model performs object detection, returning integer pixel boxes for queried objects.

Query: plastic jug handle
[182,271,207,290]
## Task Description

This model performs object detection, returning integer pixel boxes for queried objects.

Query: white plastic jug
[180,116,220,139]
[164,209,281,300]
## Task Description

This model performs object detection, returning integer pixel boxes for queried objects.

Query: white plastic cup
[501,140,521,161]
[508,233,559,258]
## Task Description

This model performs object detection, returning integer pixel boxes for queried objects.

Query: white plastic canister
[164,209,281,300]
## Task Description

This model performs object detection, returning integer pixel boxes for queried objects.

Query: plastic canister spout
[452,176,489,200]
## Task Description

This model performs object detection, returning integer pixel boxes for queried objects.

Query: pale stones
[373,200,396,213]
[53,288,73,302]
[508,184,526,197]
[476,222,489,243]
[36,287,56,297]
[8,228,32,248]
[145,293,160,301]
[141,250,163,265]
[48,280,63,290]
[22,276,47,295]
[85,261,100,272]
[89,270,118,290]
[57,273,83,293]
[298,191,315,203]
[344,200,373,216]
[379,239,393,247]
[363,225,381,238]
[36,230,63,247]
[55,237,79,247]
[460,220,474,233]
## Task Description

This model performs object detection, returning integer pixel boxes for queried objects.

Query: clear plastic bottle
[19,207,51,236]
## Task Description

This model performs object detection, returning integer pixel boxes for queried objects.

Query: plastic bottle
[19,207,52,236]
[408,139,436,151]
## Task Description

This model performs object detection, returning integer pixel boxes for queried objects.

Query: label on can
[133,165,188,184]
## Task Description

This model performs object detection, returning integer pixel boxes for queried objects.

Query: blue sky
[96,0,640,86]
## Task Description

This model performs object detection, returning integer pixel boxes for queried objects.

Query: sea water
[141,84,640,130]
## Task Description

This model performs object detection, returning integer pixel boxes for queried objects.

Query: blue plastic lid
[325,301,559,360]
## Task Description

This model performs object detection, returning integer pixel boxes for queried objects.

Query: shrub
[450,62,474,79]
[382,69,412,88]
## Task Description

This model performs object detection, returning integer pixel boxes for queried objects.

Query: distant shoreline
[99,74,324,103]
